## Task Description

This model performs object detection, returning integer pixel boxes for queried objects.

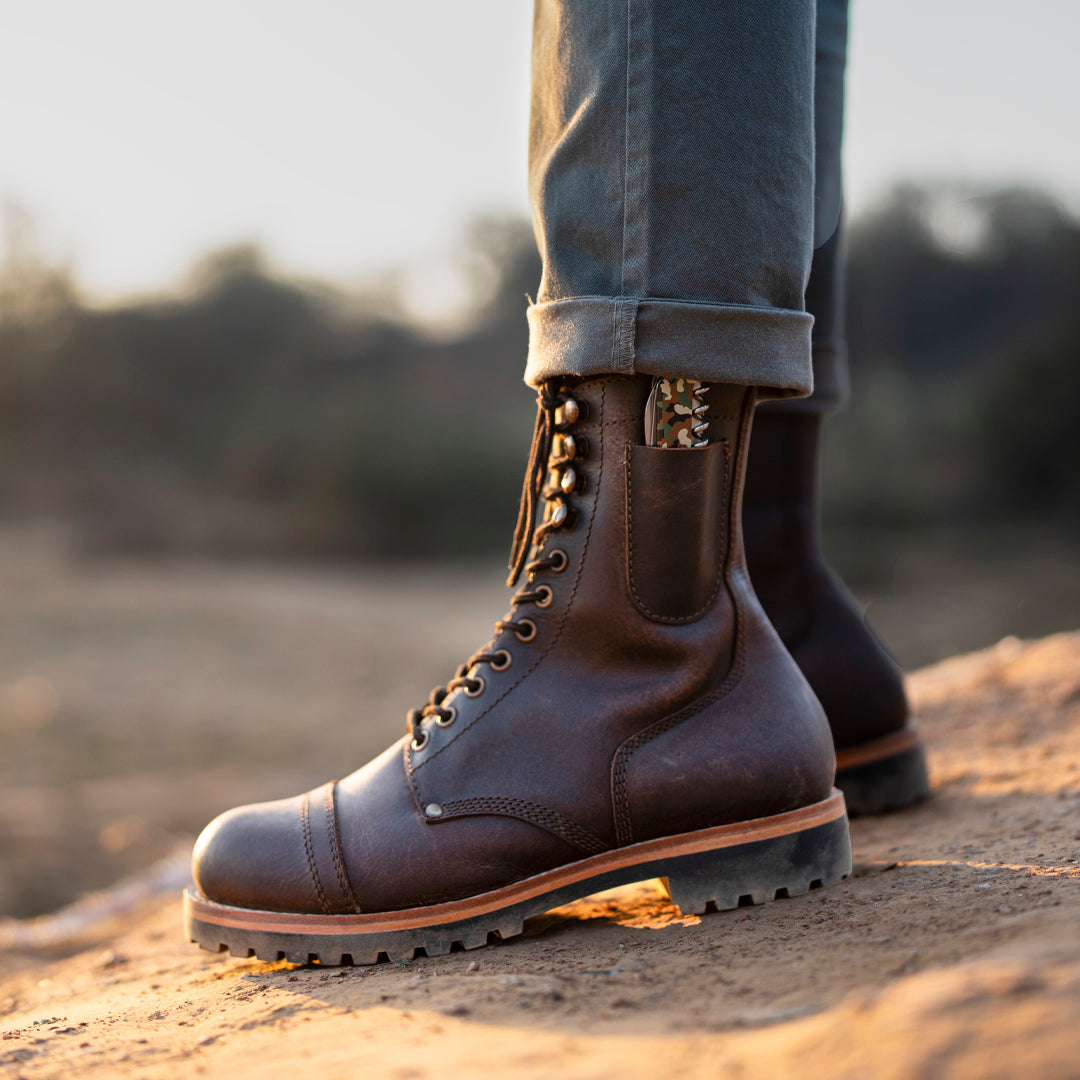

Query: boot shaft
[402,374,834,855]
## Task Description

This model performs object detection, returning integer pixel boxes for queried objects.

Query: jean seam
[620,0,631,296]
[611,297,639,374]
[621,0,650,299]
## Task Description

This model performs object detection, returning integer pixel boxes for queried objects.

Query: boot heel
[661,810,851,915]
[837,742,930,817]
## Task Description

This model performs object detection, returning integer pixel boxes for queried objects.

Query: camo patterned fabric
[654,377,703,448]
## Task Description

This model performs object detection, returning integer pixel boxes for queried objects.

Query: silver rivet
[563,435,577,459]
[551,502,567,526]
[560,468,577,494]
[425,803,444,818]
[561,398,579,424]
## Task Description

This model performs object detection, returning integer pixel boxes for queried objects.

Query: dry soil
[2,628,1079,1078]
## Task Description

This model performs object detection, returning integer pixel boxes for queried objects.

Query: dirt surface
[2,627,1079,1077]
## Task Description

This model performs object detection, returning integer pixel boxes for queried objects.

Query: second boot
[743,409,931,815]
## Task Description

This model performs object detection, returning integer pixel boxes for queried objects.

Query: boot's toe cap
[192,794,327,914]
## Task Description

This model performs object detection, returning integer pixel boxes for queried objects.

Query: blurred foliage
[0,185,1077,561]
[826,184,1080,534]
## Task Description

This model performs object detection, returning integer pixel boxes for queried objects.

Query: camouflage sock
[649,378,709,448]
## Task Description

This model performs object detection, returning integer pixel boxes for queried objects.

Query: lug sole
[835,728,930,816]
[184,790,851,966]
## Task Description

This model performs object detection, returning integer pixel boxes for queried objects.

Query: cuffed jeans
[525,0,850,413]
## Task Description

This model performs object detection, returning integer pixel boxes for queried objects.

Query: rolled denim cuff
[525,296,813,400]
[759,336,849,415]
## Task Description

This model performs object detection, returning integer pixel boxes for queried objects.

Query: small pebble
[438,1003,471,1017]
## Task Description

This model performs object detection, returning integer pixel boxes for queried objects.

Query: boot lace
[407,382,584,751]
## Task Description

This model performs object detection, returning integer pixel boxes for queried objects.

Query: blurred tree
[0,190,1075,559]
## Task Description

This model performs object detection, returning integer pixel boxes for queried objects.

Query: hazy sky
[2,1,1078,303]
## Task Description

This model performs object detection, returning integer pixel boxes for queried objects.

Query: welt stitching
[300,792,331,915]
[407,383,607,787]
[324,783,361,914]
[624,441,730,624]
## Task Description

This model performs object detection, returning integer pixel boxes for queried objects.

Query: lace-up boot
[185,375,851,965]
[743,411,930,814]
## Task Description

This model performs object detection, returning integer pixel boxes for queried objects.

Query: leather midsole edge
[834,725,923,772]
[185,790,847,935]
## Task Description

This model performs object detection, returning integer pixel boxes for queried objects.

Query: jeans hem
[759,337,849,415]
[525,296,813,398]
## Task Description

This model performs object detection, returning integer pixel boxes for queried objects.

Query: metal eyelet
[560,398,579,424]
[434,706,457,727]
[548,549,568,573]
[490,649,512,671]
[464,675,486,698]
[550,502,568,527]
[562,434,577,460]
[411,731,429,751]
[534,584,553,608]
[560,468,577,494]
[514,618,537,643]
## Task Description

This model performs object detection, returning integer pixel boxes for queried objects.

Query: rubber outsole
[835,729,930,817]
[184,791,851,966]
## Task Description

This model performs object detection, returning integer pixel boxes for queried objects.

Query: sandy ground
[2,601,1079,1075]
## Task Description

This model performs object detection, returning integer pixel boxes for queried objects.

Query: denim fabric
[778,218,851,414]
[525,0,848,404]
[772,0,851,414]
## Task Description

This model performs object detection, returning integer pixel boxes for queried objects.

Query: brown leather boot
[743,411,930,815]
[185,376,851,965]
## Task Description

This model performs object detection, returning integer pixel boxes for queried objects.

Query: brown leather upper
[192,375,835,916]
